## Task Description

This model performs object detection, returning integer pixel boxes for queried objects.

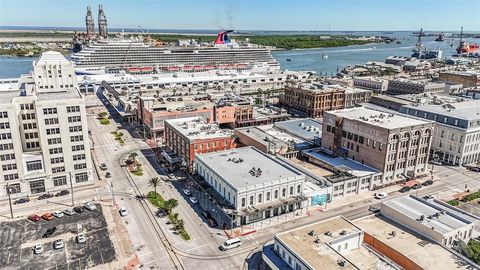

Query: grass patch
[447,199,460,206]
[131,165,143,176]
[148,191,165,208]
[99,118,110,125]
[111,131,124,145]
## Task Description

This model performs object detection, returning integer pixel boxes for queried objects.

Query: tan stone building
[280,84,345,118]
[321,107,433,186]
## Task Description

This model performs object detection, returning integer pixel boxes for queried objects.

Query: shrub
[447,199,460,206]
[462,191,480,202]
[99,118,110,125]
[98,112,108,118]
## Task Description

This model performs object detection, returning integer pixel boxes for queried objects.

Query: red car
[42,212,54,221]
[28,214,41,222]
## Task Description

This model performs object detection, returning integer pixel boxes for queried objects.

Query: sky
[0,0,479,31]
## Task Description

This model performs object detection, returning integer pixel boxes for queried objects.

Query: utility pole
[69,172,75,206]
[111,181,115,207]
[6,184,13,219]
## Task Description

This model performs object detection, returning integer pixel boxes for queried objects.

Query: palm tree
[128,152,138,164]
[164,198,179,214]
[148,177,161,198]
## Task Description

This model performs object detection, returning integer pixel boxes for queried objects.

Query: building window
[266,192,271,201]
[249,195,254,205]
[289,186,293,196]
[75,172,88,183]
[297,184,301,194]
[26,160,43,171]
[29,180,46,194]
[241,197,246,207]
[258,194,262,203]
[74,163,87,170]
[274,190,278,199]
[282,188,286,197]
[53,176,67,186]
[4,173,19,181]
[52,166,65,174]
[43,108,57,115]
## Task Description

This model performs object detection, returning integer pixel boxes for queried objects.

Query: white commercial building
[0,51,93,199]
[194,146,306,226]
[381,195,474,248]
[353,77,388,94]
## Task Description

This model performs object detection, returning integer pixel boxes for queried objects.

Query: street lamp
[5,184,13,219]
[69,172,75,206]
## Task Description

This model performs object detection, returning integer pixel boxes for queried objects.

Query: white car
[76,233,86,244]
[119,207,128,217]
[63,208,75,216]
[52,211,64,218]
[53,239,64,250]
[33,243,44,254]
[374,192,388,199]
[182,189,192,196]
[189,197,198,204]
[84,202,97,211]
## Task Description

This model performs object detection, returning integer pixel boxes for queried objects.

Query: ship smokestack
[98,5,108,39]
[85,6,95,38]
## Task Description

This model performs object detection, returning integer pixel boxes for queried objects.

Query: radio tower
[98,5,108,39]
[85,6,95,38]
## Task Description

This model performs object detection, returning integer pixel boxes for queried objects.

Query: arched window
[274,190,278,199]
[249,196,254,205]
[241,198,246,207]
[282,188,286,197]
[289,186,294,195]
[297,184,301,194]
[258,194,262,203]
[266,192,271,201]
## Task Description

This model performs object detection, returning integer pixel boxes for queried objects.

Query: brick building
[439,71,480,88]
[164,116,236,169]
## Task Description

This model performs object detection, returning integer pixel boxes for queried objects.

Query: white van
[220,238,242,251]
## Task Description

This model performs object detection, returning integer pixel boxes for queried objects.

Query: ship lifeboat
[218,64,227,69]
[193,65,203,71]
[236,64,247,69]
[141,67,154,72]
[226,64,235,69]
[128,67,141,73]
[205,65,214,70]
[167,66,180,71]
[183,65,193,71]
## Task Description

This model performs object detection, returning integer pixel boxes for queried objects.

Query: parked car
[432,160,442,166]
[43,227,57,238]
[411,184,423,190]
[105,172,111,178]
[368,205,381,213]
[424,195,437,200]
[42,212,54,221]
[84,202,97,211]
[182,189,192,196]
[55,190,69,197]
[399,186,411,193]
[422,180,434,186]
[76,233,86,244]
[33,244,44,254]
[52,211,64,218]
[119,207,128,217]
[14,197,30,205]
[156,208,166,218]
[467,166,480,172]
[38,193,54,200]
[374,192,388,199]
[201,210,218,227]
[63,208,75,216]
[73,206,85,213]
[99,163,107,170]
[189,197,198,204]
[53,239,64,250]
[28,214,41,222]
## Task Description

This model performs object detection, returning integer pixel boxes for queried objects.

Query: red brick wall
[363,232,423,270]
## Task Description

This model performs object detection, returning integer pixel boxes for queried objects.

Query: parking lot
[0,204,116,270]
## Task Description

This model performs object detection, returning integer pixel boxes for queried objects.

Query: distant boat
[435,32,445,42]
[286,58,292,62]
[396,40,402,44]
[321,54,328,59]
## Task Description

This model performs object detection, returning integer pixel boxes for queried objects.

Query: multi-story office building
[400,100,480,165]
[353,77,388,94]
[164,116,236,169]
[194,146,306,227]
[387,78,445,95]
[279,84,345,118]
[0,51,93,199]
[322,107,433,185]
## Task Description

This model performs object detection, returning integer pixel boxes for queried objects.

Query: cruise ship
[71,31,280,75]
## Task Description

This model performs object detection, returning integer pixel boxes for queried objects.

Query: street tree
[148,177,161,198]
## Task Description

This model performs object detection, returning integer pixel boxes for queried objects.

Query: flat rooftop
[356,215,472,270]
[195,146,302,190]
[165,116,231,140]
[235,126,290,150]
[288,157,333,177]
[403,100,480,121]
[303,148,380,178]
[276,216,385,270]
[382,195,472,234]
[327,107,430,129]
[273,118,322,141]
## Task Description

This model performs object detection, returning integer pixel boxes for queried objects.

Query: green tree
[98,112,108,118]
[164,198,179,214]
[148,177,161,198]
